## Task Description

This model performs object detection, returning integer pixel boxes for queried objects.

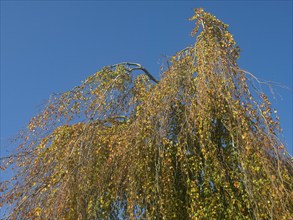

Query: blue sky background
[1,1,292,160]
[0,1,292,217]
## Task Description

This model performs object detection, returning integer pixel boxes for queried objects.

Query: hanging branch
[108,62,159,83]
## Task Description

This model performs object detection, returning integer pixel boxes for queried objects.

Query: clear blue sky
[1,1,292,157]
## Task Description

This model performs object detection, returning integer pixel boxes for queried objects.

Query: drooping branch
[108,62,159,83]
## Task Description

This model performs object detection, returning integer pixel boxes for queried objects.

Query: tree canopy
[1,8,292,220]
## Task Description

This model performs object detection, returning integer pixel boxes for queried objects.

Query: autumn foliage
[1,8,292,219]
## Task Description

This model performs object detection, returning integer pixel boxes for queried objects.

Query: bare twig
[109,62,159,83]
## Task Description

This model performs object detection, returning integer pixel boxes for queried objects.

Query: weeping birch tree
[1,8,292,220]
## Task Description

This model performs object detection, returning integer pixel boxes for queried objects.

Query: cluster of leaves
[1,8,292,219]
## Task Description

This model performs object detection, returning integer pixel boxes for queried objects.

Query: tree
[1,8,292,220]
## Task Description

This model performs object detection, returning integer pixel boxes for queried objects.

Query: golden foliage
[1,8,292,220]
